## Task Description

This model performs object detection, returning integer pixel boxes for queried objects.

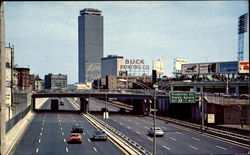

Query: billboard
[199,63,217,74]
[181,64,199,74]
[153,57,164,75]
[219,61,238,73]
[175,58,188,71]
[238,62,249,73]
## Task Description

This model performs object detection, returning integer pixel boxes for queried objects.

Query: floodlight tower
[237,13,248,61]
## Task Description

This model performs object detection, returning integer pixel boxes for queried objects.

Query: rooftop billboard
[219,61,238,73]
[238,61,249,73]
[199,63,217,74]
[181,64,199,74]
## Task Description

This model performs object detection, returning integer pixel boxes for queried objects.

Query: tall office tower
[78,8,103,83]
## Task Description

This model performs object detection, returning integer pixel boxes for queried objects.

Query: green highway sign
[169,91,196,103]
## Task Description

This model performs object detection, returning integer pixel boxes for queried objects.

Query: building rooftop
[80,8,102,16]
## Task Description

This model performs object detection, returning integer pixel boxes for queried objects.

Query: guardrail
[205,95,249,105]
[67,98,151,155]
[154,115,250,147]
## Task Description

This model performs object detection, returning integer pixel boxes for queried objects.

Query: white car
[148,127,164,137]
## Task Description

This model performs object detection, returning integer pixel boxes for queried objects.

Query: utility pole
[0,2,6,154]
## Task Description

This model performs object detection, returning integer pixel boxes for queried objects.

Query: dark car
[240,94,249,99]
[92,130,107,141]
[68,133,82,143]
[71,124,83,133]
[60,101,64,105]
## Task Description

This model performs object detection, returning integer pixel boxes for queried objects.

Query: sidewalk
[5,98,48,155]
[217,124,250,132]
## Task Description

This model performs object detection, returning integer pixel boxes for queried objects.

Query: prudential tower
[78,8,103,83]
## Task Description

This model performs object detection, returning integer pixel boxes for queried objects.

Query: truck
[51,99,59,111]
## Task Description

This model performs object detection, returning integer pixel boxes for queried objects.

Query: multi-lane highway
[10,98,124,155]
[10,97,249,154]
[87,99,248,154]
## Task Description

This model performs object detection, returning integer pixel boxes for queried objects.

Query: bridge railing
[204,95,249,105]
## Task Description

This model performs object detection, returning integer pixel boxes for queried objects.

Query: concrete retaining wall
[5,98,48,155]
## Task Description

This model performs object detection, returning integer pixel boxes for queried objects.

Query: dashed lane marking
[216,145,227,151]
[83,132,86,135]
[144,126,148,129]
[36,148,39,153]
[40,132,43,136]
[113,119,116,122]
[147,138,153,141]
[41,127,43,130]
[93,147,98,152]
[192,137,200,141]
[169,137,176,141]
[136,131,141,135]
[65,147,68,152]
[64,139,66,143]
[119,123,123,125]
[88,139,91,142]
[163,145,171,150]
[175,132,182,135]
[38,139,41,143]
[127,126,131,129]
[61,127,63,130]
[62,132,64,136]
[189,145,198,150]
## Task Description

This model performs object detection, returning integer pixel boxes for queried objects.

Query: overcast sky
[4,1,249,84]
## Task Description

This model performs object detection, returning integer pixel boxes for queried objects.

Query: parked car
[92,130,107,141]
[68,133,82,143]
[240,94,249,99]
[71,124,83,133]
[60,101,64,105]
[148,127,164,137]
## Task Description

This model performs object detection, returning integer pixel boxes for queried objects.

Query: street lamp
[118,79,157,155]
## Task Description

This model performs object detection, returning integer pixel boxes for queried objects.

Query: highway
[88,99,249,154]
[10,98,124,155]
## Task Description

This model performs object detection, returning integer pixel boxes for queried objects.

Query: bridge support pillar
[32,97,36,112]
[80,97,88,113]
[132,99,147,115]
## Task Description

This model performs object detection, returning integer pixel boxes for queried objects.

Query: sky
[4,1,249,84]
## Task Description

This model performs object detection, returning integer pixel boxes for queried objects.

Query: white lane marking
[113,119,116,122]
[93,147,98,152]
[65,147,68,152]
[127,126,131,129]
[135,122,139,125]
[42,123,44,126]
[38,139,41,143]
[147,138,153,141]
[43,120,45,122]
[41,127,43,130]
[82,132,86,135]
[61,127,63,130]
[36,148,39,153]
[216,145,227,151]
[59,123,62,126]
[144,126,148,129]
[192,137,200,141]
[88,139,91,142]
[59,119,61,122]
[175,132,182,135]
[189,145,198,150]
[40,132,43,136]
[169,137,176,141]
[62,132,64,136]
[136,131,141,135]
[64,139,66,143]
[119,123,123,125]
[163,145,171,150]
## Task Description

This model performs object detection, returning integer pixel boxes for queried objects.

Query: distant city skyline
[4,1,249,84]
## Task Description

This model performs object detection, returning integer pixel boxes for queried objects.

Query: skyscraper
[78,8,103,83]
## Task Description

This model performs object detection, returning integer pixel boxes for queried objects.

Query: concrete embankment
[5,98,48,155]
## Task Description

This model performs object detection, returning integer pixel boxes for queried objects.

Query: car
[240,94,249,99]
[71,124,83,133]
[101,108,109,113]
[60,101,64,105]
[68,133,82,143]
[148,127,164,137]
[92,130,107,141]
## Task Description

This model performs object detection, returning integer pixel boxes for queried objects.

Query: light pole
[118,79,157,155]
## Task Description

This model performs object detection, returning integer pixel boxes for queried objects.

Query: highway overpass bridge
[31,90,249,125]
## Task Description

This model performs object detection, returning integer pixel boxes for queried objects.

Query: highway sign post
[169,91,196,103]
